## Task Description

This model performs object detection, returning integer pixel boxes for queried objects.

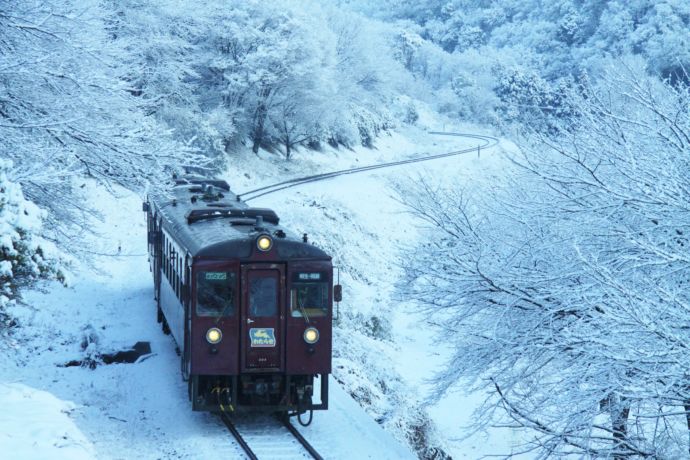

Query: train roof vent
[174,176,230,192]
[185,207,279,225]
[206,203,236,208]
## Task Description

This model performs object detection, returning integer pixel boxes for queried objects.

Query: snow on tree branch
[0,0,208,247]
[398,61,690,458]
[0,159,61,312]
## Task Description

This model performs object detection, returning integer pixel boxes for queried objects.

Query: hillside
[2,0,690,458]
[1,124,522,459]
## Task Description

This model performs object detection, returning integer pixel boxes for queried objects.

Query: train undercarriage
[190,373,329,415]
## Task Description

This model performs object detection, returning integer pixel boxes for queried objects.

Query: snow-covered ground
[0,182,413,459]
[0,383,96,459]
[225,124,532,457]
[1,124,526,459]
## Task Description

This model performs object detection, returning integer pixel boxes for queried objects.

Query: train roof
[148,176,330,261]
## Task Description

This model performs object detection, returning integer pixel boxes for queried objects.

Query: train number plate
[249,328,276,347]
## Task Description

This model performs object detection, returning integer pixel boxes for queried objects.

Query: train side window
[178,257,182,299]
[177,257,182,299]
[163,238,167,279]
[196,271,237,317]
[249,277,278,317]
[174,256,179,297]
[290,272,328,318]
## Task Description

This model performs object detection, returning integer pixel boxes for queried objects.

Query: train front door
[241,264,285,371]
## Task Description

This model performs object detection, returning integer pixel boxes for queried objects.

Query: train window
[196,271,237,317]
[165,241,170,279]
[249,277,278,317]
[175,257,180,298]
[290,272,328,318]
[178,257,183,299]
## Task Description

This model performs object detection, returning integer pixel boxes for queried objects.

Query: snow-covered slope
[1,124,524,459]
[223,125,529,457]
[0,383,96,460]
[0,181,414,459]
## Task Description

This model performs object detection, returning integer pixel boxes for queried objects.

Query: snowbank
[0,383,95,460]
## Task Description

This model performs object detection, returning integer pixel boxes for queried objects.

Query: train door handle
[247,318,255,324]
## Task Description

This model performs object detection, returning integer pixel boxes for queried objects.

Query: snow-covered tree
[338,0,690,128]
[101,0,398,156]
[398,61,690,458]
[494,66,576,129]
[0,0,203,247]
[325,9,401,147]
[0,160,60,311]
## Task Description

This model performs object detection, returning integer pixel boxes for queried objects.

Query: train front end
[189,232,334,417]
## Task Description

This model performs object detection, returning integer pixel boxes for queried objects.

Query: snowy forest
[2,0,690,458]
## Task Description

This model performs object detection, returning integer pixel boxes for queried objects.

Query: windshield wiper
[297,295,311,324]
[215,297,234,324]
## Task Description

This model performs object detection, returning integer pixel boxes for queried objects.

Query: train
[143,175,339,422]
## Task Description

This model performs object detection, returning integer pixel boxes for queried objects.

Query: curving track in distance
[225,131,498,457]
[237,131,499,202]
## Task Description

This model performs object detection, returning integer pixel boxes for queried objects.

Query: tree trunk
[283,119,291,160]
[252,137,261,154]
[612,400,630,460]
[252,102,267,154]
[685,401,690,456]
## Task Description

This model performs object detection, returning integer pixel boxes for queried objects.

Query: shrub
[0,160,60,310]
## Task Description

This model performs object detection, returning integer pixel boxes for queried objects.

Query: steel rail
[279,414,323,460]
[238,131,499,202]
[239,132,496,197]
[221,411,323,460]
[220,412,258,460]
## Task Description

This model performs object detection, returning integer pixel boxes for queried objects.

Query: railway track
[221,411,323,460]
[219,131,497,457]
[238,131,499,201]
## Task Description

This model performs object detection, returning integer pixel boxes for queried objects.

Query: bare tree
[269,103,313,160]
[0,0,206,248]
[398,61,690,458]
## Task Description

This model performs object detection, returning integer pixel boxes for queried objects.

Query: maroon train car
[143,176,338,418]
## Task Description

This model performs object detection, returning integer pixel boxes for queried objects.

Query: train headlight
[206,327,222,344]
[257,235,273,251]
[303,327,319,344]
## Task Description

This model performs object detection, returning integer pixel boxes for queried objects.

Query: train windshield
[290,272,329,318]
[196,271,237,317]
[249,276,278,317]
